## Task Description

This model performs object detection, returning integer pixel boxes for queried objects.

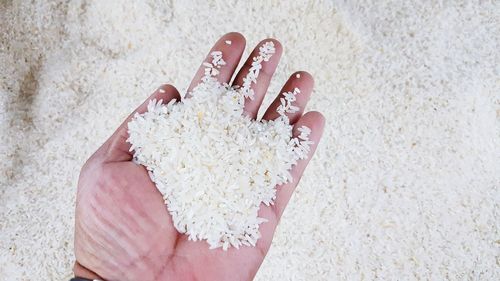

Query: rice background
[0,0,499,280]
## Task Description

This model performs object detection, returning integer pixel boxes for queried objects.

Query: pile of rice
[126,42,313,250]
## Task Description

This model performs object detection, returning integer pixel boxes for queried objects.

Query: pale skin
[74,32,325,281]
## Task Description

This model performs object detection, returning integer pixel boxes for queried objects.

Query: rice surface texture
[1,1,499,280]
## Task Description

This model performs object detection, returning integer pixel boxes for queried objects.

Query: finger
[271,111,325,219]
[232,38,282,119]
[186,32,246,95]
[102,84,181,162]
[254,111,325,254]
[262,71,314,124]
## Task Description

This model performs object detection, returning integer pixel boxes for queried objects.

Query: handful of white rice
[127,42,312,250]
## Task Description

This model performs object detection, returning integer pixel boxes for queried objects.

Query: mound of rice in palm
[127,42,312,250]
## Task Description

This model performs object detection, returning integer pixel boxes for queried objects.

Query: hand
[74,32,325,281]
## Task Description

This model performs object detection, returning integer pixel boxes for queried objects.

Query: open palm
[74,33,325,281]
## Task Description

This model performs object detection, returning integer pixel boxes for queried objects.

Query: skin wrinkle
[91,253,122,279]
[74,262,101,280]
[82,218,138,281]
[75,223,104,263]
[121,255,154,280]
[124,223,173,275]
[120,163,178,238]
[103,168,178,254]
[114,200,145,236]
[119,176,159,225]
[154,254,174,280]
[88,196,140,259]
[125,236,172,280]
[77,200,122,259]
[76,219,110,256]
[91,172,177,278]
[108,175,153,233]
[92,173,151,252]
[85,200,128,260]
[164,254,198,281]
[76,223,122,276]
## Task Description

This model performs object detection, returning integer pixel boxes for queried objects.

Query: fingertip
[220,32,246,49]
[293,71,314,87]
[188,32,247,93]
[260,38,283,58]
[159,83,178,93]
[156,84,181,100]
[296,111,326,138]
[289,71,314,96]
[270,38,283,52]
[261,71,315,123]
[304,111,325,126]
